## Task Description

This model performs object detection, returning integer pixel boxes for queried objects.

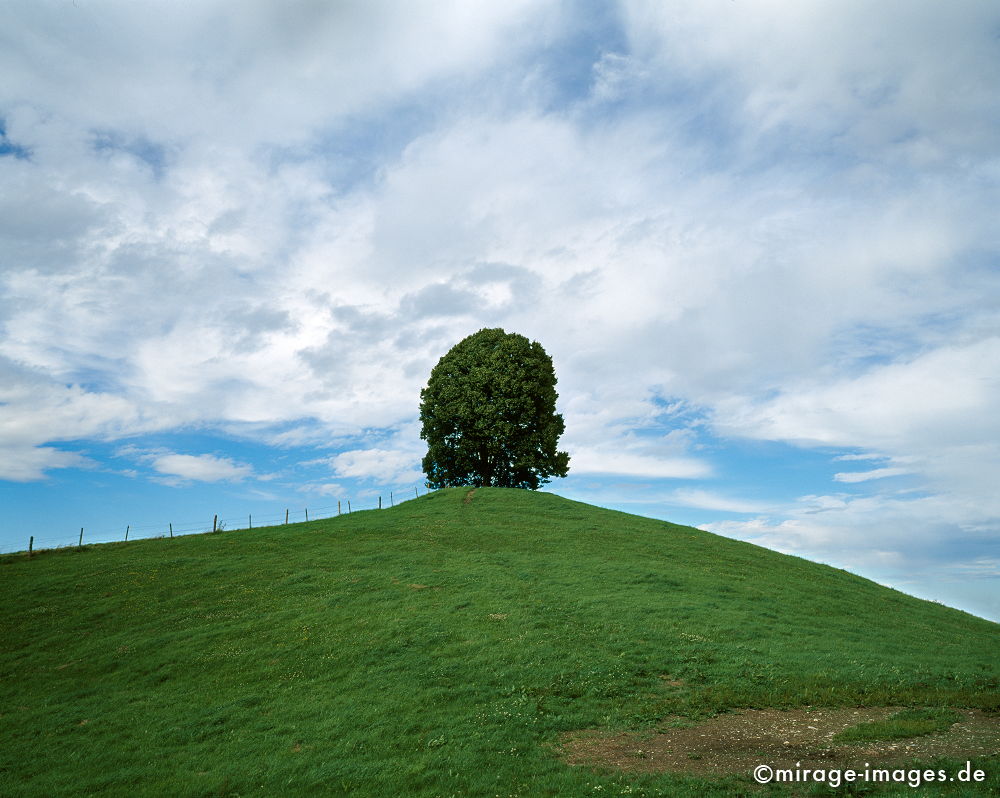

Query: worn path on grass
[559,707,1000,776]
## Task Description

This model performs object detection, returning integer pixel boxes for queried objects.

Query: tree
[420,328,570,490]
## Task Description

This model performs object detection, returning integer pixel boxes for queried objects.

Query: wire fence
[17,486,428,556]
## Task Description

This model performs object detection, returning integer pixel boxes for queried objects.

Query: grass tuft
[833,707,964,744]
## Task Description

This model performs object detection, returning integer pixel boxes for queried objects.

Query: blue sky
[1,0,998,622]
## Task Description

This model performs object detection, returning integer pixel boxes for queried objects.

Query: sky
[1,0,998,621]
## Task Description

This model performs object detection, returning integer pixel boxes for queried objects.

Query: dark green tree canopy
[420,328,570,490]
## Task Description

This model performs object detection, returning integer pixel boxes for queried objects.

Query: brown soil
[463,488,477,504]
[559,708,1000,777]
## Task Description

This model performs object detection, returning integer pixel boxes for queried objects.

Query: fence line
[15,485,428,555]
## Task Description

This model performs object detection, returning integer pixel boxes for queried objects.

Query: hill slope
[1,487,997,796]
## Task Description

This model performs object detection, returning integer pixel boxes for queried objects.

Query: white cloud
[833,467,909,483]
[0,445,91,482]
[590,52,648,103]
[0,0,545,147]
[712,339,1000,535]
[330,448,423,485]
[951,558,1000,579]
[667,488,770,514]
[0,368,154,481]
[620,0,1000,161]
[569,448,711,480]
[714,338,1000,449]
[150,453,254,484]
[302,482,346,498]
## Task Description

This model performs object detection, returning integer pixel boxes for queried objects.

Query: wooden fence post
[28,536,33,556]
[415,486,418,498]
[378,496,382,510]
[390,491,394,507]
[249,514,252,530]
[285,509,289,524]
[305,508,309,522]
[79,527,83,547]
[347,500,351,514]
[169,522,173,539]
[125,525,129,542]
[337,500,341,515]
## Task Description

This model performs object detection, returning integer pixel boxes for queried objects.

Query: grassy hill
[1,487,997,796]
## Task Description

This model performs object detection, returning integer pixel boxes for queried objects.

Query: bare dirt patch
[559,708,1000,777]
[463,488,477,504]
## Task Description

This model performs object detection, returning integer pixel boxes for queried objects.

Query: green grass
[833,708,964,744]
[1,487,997,796]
